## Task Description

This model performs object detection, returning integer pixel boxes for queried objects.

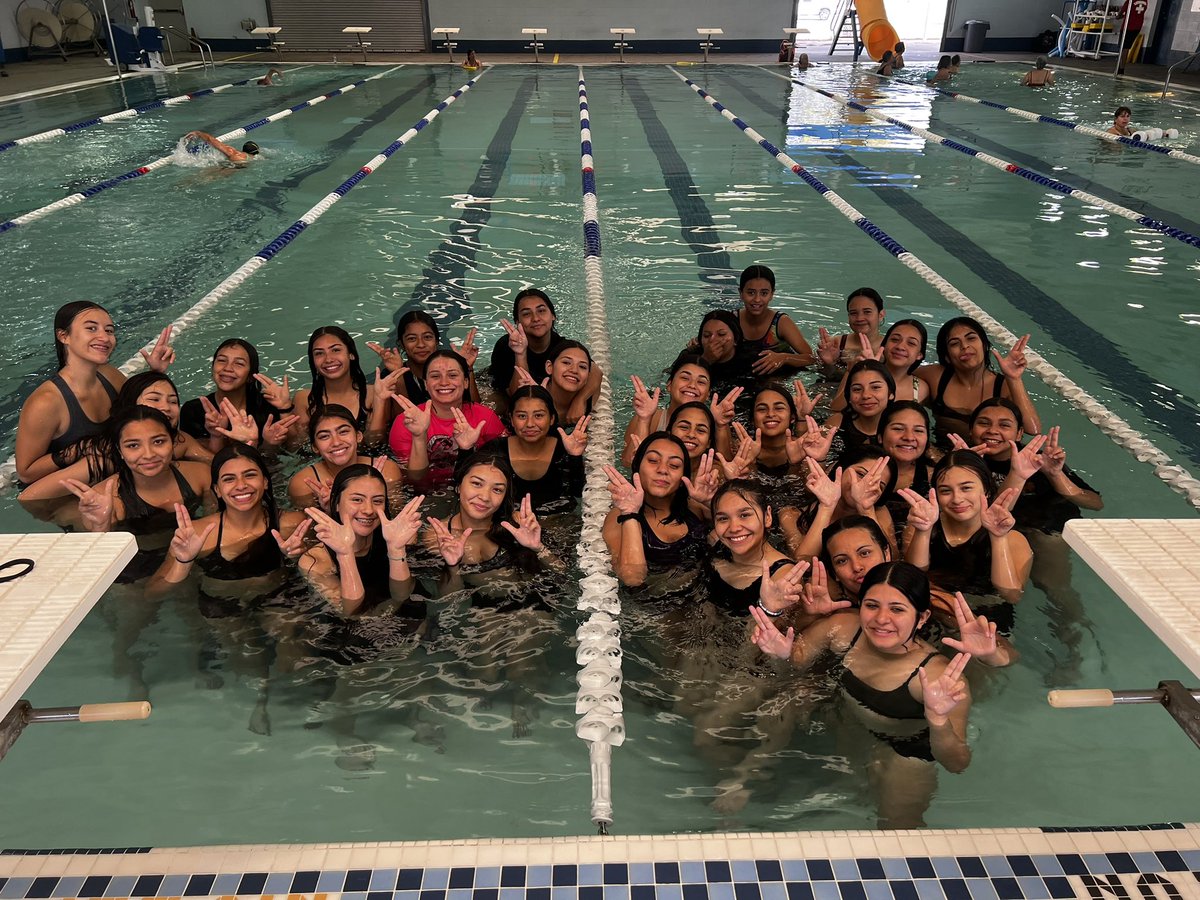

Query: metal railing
[1162,46,1200,98]
[160,24,214,71]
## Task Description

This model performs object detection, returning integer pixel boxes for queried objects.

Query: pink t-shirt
[389,402,507,477]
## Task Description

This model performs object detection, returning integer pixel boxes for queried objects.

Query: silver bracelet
[756,599,784,618]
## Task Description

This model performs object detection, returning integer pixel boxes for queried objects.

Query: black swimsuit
[928,368,1003,446]
[638,509,707,575]
[115,467,202,583]
[482,437,585,515]
[197,513,283,581]
[706,557,789,616]
[928,522,1015,632]
[47,372,118,456]
[841,628,938,761]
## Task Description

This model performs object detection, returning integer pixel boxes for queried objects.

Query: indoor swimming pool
[0,60,1198,846]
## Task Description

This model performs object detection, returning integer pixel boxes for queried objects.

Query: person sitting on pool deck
[258,67,284,85]
[1022,57,1055,87]
[1108,106,1134,136]
[183,131,260,166]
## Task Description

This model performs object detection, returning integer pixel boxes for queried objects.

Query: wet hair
[843,359,896,419]
[969,397,1025,434]
[697,309,744,347]
[739,265,776,291]
[935,317,993,371]
[306,326,367,420]
[509,385,559,432]
[667,401,717,455]
[878,401,932,458]
[241,141,260,155]
[1035,56,1047,69]
[751,382,798,430]
[630,432,693,526]
[453,450,516,545]
[847,287,884,312]
[118,372,179,414]
[859,561,932,639]
[210,338,266,410]
[210,443,279,528]
[894,41,906,52]
[820,514,891,591]
[836,443,897,504]
[668,352,713,383]
[938,55,952,69]
[512,287,557,320]
[546,339,593,368]
[327,464,391,576]
[397,310,441,349]
[53,301,110,368]
[951,54,961,65]
[307,403,362,448]
[710,477,770,527]
[932,449,996,502]
[1115,105,1132,118]
[108,405,177,497]
[883,319,929,373]
[879,50,894,65]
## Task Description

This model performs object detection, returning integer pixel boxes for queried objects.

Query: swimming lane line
[572,67,624,834]
[885,74,1200,167]
[0,65,406,236]
[670,68,1200,510]
[776,70,1200,253]
[718,71,1200,470]
[0,65,316,153]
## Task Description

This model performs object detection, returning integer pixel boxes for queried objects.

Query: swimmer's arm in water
[602,474,650,586]
[1040,427,1104,510]
[982,488,1031,602]
[899,487,938,571]
[147,505,218,597]
[994,335,1042,435]
[183,130,248,164]
[381,496,424,602]
[305,507,368,614]
[773,314,816,369]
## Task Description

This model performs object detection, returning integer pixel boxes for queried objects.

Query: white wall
[945,0,1060,38]
[1,0,27,50]
[182,0,268,41]
[427,0,794,42]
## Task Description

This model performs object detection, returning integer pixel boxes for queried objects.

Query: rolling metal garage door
[267,0,428,51]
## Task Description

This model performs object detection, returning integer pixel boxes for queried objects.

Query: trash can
[962,19,990,53]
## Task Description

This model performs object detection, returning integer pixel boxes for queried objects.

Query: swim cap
[242,141,260,155]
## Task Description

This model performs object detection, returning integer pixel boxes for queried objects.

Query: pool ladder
[1049,681,1200,749]
[0,700,151,762]
[159,24,215,71]
[1161,45,1200,99]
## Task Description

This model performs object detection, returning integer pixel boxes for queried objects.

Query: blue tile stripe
[913,81,1200,166]
[1,849,1198,899]
[0,69,402,235]
[788,76,1200,253]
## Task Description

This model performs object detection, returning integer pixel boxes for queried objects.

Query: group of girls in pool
[14,268,1101,822]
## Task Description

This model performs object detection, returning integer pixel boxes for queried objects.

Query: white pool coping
[0,532,136,715]
[1064,518,1200,679]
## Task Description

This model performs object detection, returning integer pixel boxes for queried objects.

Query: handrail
[160,23,214,70]
[1162,46,1200,98]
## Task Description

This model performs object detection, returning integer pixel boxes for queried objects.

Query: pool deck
[4,48,1200,103]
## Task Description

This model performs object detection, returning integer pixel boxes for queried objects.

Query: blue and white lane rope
[571,67,624,834]
[0,65,315,154]
[671,68,1200,510]
[892,75,1200,167]
[0,65,404,235]
[0,70,483,490]
[765,69,1200,252]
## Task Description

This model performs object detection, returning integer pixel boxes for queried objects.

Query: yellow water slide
[854,0,900,61]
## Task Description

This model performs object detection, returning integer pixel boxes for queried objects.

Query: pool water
[0,61,1198,846]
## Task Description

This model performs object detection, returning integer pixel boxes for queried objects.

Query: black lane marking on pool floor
[714,72,1200,467]
[622,73,734,294]
[0,73,443,440]
[392,74,538,333]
